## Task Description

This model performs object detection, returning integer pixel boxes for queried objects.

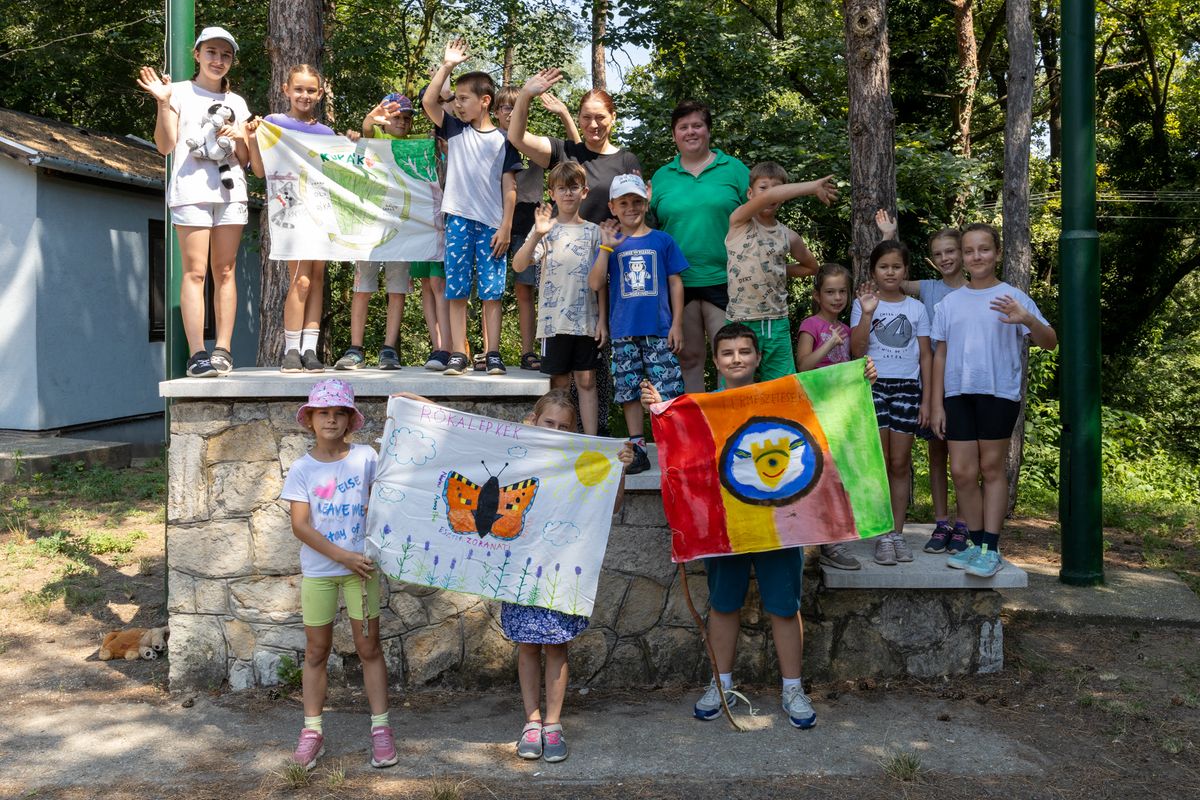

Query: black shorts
[683,283,729,310]
[540,334,599,375]
[872,378,921,435]
[943,394,1021,441]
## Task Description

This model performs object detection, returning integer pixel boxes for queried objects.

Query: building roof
[0,106,164,189]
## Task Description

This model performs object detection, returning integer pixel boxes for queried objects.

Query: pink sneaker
[292,728,324,771]
[369,724,398,768]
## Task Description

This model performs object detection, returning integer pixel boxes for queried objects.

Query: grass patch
[879,750,926,782]
[276,762,310,789]
[277,655,303,690]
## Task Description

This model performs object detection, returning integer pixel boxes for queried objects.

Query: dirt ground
[0,463,1197,799]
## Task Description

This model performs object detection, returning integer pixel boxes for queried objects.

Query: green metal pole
[1058,0,1103,585]
[165,0,195,383]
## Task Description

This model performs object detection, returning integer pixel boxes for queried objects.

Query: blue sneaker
[947,544,980,570]
[924,521,954,553]
[782,685,816,729]
[965,548,1003,577]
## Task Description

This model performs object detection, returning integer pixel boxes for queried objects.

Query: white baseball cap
[194,26,239,54]
[609,173,648,200]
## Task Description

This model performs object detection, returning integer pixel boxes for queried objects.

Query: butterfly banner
[256,122,444,262]
[364,397,626,617]
[650,360,893,562]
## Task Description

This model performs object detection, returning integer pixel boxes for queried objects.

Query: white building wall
[0,158,42,429]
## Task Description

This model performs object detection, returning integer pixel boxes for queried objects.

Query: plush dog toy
[99,625,169,661]
[184,103,236,189]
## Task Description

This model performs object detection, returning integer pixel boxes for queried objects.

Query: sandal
[520,351,541,371]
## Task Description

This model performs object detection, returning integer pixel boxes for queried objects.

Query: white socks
[300,328,319,354]
[718,672,732,690]
[284,329,301,353]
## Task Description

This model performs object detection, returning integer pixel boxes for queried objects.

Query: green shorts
[301,572,381,627]
[410,261,445,279]
[730,317,795,382]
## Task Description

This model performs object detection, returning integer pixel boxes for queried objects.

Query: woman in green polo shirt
[649,101,750,393]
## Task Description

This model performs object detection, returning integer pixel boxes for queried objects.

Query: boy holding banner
[643,324,878,729]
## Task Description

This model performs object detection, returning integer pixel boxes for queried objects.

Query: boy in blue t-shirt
[422,38,524,375]
[588,174,687,473]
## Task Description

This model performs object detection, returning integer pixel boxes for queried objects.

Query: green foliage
[276,654,304,690]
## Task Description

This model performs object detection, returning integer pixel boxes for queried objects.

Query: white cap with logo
[194,26,239,54]
[609,173,648,200]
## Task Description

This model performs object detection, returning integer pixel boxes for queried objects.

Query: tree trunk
[258,0,325,367]
[949,0,978,158]
[592,0,608,91]
[502,2,516,85]
[1036,0,1061,160]
[1003,0,1034,516]
[843,0,896,284]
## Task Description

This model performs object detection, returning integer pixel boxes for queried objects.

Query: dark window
[149,220,215,342]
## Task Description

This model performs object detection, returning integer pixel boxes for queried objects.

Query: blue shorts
[444,214,506,301]
[611,335,684,404]
[706,548,805,618]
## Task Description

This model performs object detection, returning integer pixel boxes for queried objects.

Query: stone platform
[160,371,1021,690]
[0,431,131,483]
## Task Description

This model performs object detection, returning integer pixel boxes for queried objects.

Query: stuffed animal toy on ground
[185,103,236,189]
[99,625,169,661]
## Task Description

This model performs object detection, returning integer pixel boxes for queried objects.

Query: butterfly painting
[443,461,539,540]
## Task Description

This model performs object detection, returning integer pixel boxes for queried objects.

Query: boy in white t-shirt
[422,38,523,376]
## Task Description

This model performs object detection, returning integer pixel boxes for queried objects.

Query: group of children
[146,23,1058,771]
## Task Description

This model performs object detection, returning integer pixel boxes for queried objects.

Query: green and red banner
[649,360,893,562]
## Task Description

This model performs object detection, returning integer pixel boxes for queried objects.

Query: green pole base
[1059,568,1104,587]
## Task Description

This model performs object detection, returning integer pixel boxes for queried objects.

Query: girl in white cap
[137,26,250,378]
[280,378,398,770]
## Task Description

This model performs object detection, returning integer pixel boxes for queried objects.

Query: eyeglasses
[553,184,584,194]
[497,105,515,112]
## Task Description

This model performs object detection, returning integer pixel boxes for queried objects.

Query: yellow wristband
[598,244,614,253]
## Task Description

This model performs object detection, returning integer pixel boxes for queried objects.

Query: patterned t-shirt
[532,221,602,338]
[850,296,930,381]
[725,217,795,321]
[797,315,851,368]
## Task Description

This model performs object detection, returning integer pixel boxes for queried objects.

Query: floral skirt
[500,602,589,645]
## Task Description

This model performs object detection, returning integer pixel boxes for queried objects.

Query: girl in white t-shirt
[137,26,251,378]
[850,240,931,566]
[930,223,1057,578]
[247,64,342,374]
[280,378,397,771]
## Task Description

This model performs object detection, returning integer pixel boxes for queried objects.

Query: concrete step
[0,432,131,482]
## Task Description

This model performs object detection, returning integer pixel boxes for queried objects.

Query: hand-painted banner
[364,397,625,617]
[256,122,443,261]
[650,360,893,562]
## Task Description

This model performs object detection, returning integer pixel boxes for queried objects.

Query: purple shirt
[265,113,336,136]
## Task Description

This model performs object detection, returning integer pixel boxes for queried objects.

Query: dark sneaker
[626,443,651,475]
[301,350,325,373]
[280,349,304,373]
[378,346,402,370]
[209,347,233,375]
[186,351,218,378]
[485,351,506,375]
[946,526,970,555]
[924,521,954,553]
[541,723,568,762]
[443,352,470,376]
[819,542,861,570]
[516,721,542,760]
[424,350,450,370]
[334,347,365,370]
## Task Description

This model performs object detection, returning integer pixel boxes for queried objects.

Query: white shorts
[171,201,248,228]
[353,261,411,294]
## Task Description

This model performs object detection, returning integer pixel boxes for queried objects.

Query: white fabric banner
[365,397,625,617]
[256,122,443,262]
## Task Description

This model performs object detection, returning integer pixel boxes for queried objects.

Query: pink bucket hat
[296,379,365,432]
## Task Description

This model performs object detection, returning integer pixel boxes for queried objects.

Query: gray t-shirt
[532,221,602,338]
[918,279,961,352]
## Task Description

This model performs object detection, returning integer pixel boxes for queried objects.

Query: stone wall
[167,398,1005,690]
